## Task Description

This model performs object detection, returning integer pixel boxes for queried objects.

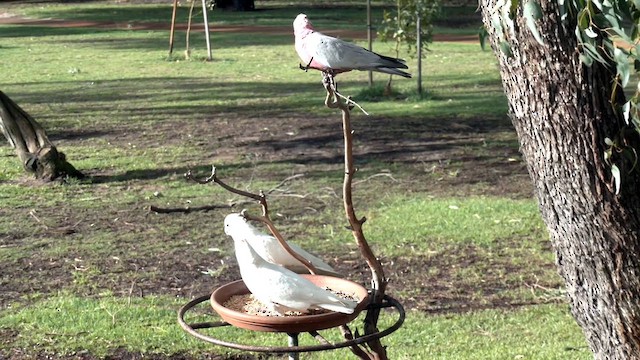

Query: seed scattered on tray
[223,288,359,317]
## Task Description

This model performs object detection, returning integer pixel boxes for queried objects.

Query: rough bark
[480,1,640,358]
[0,91,84,181]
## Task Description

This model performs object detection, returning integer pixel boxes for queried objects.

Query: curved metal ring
[177,294,405,354]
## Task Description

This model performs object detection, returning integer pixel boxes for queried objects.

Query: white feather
[226,219,357,314]
[224,213,341,277]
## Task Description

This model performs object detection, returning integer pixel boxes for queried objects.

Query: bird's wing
[310,33,391,70]
[252,232,342,277]
[270,271,357,313]
[286,242,337,272]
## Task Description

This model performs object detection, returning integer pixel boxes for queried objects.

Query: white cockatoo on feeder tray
[224,214,357,315]
[223,213,341,277]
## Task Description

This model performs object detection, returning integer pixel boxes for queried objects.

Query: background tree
[378,0,440,95]
[479,0,640,358]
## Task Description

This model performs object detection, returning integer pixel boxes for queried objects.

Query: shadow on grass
[7,74,505,121]
[13,4,387,28]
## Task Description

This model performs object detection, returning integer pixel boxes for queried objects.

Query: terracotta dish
[210,275,370,332]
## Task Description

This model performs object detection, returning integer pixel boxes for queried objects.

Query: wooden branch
[185,166,319,275]
[149,204,233,214]
[185,166,261,201]
[323,71,388,360]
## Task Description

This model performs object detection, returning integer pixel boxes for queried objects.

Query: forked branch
[185,166,319,275]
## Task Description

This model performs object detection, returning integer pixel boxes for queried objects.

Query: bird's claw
[299,57,314,72]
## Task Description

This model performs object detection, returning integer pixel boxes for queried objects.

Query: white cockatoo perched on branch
[293,13,411,78]
[223,213,341,277]
[224,215,358,315]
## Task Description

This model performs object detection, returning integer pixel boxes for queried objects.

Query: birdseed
[223,288,360,317]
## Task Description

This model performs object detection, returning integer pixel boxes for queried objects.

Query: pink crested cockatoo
[293,13,411,78]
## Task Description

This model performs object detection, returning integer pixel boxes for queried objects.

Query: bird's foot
[299,57,314,72]
[321,71,337,92]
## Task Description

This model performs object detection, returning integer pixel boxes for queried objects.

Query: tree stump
[0,91,84,181]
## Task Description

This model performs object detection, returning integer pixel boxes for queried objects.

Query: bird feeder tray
[210,274,370,333]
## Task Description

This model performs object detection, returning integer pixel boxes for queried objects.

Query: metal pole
[201,0,213,61]
[416,13,422,96]
[287,333,300,360]
[367,0,373,86]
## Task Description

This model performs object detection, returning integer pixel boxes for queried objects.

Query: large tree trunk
[480,1,640,358]
[0,91,83,181]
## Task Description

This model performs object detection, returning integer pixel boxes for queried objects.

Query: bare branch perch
[323,71,389,360]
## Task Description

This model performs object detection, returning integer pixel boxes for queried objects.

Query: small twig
[308,330,331,345]
[127,280,136,306]
[149,204,235,214]
[185,166,262,201]
[269,173,305,190]
[335,91,369,116]
[352,172,399,186]
[29,209,49,230]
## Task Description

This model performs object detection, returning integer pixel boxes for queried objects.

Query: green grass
[0,2,589,359]
[0,294,590,359]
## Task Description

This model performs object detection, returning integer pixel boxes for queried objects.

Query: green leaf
[581,42,608,65]
[579,54,594,66]
[479,26,489,51]
[500,41,514,57]
[584,26,598,38]
[623,101,631,124]
[604,137,614,146]
[611,164,621,195]
[614,47,630,87]
[604,149,612,164]
[523,0,544,45]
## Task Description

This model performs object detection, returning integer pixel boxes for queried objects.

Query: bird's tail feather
[378,54,408,68]
[319,302,356,314]
[376,67,412,78]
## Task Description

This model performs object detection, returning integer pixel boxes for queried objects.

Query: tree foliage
[378,0,441,58]
[487,0,640,193]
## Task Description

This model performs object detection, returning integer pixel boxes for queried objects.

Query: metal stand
[177,294,405,356]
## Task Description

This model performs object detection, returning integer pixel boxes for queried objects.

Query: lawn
[0,1,591,359]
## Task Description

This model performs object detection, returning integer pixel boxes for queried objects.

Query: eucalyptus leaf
[500,40,514,57]
[582,42,608,65]
[479,26,489,51]
[524,0,545,45]
[591,0,602,9]
[614,47,630,86]
[579,53,594,66]
[611,164,621,195]
[584,26,598,38]
[604,149,612,164]
[623,101,631,124]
